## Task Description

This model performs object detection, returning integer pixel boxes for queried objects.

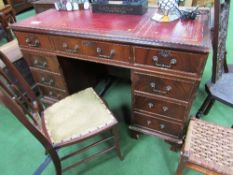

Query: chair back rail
[0,51,43,109]
[0,50,45,125]
[0,50,62,174]
[0,90,61,174]
[212,0,230,83]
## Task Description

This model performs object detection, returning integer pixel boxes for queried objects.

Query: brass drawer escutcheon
[148,102,154,109]
[160,124,165,129]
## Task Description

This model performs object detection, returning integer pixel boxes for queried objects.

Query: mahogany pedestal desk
[11,9,211,148]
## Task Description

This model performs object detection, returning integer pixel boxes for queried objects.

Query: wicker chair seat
[183,118,233,175]
[43,88,117,145]
[209,73,233,105]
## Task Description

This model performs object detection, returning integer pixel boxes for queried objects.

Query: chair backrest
[212,0,230,83]
[0,51,62,174]
[0,51,53,148]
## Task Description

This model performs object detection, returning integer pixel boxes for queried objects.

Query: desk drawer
[134,95,186,121]
[132,72,195,102]
[15,32,53,50]
[133,112,183,137]
[39,86,68,100]
[53,36,82,54]
[31,69,67,90]
[134,47,207,75]
[82,40,130,63]
[53,36,131,63]
[23,52,61,73]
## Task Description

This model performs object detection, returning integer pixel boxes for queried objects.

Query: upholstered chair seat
[43,87,117,145]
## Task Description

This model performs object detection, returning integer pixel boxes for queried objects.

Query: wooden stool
[0,4,16,41]
[176,118,233,175]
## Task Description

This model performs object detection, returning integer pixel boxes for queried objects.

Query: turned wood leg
[165,141,182,152]
[176,157,186,175]
[112,125,124,160]
[129,130,141,140]
[196,94,215,118]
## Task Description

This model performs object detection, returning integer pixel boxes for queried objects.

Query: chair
[0,1,16,41]
[0,51,123,174]
[176,118,233,175]
[0,39,21,67]
[196,0,232,118]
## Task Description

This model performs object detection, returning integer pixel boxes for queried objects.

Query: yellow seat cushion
[43,88,117,144]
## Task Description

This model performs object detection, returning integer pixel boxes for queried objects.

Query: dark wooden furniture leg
[112,126,124,160]
[0,5,16,41]
[129,130,141,140]
[99,76,115,97]
[176,157,186,175]
[166,141,182,152]
[0,15,13,41]
[196,94,215,118]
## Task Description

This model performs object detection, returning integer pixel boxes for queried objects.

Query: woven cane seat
[43,88,117,144]
[184,118,233,175]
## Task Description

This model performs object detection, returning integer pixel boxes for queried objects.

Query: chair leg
[48,149,62,175]
[196,94,215,118]
[176,157,186,175]
[112,126,124,160]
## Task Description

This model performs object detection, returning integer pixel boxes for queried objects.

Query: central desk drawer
[23,52,61,73]
[134,47,207,75]
[132,72,195,102]
[53,36,131,63]
[31,70,67,90]
[133,112,183,137]
[53,36,82,54]
[134,95,187,121]
[82,40,130,62]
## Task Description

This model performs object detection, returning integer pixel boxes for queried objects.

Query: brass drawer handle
[148,102,154,109]
[62,42,79,53]
[33,59,47,69]
[162,106,168,112]
[150,82,172,94]
[25,38,40,47]
[152,56,177,69]
[96,47,115,59]
[160,124,165,129]
[49,91,61,99]
[41,77,54,86]
[147,120,151,126]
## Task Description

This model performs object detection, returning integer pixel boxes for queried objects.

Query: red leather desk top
[11,8,210,52]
